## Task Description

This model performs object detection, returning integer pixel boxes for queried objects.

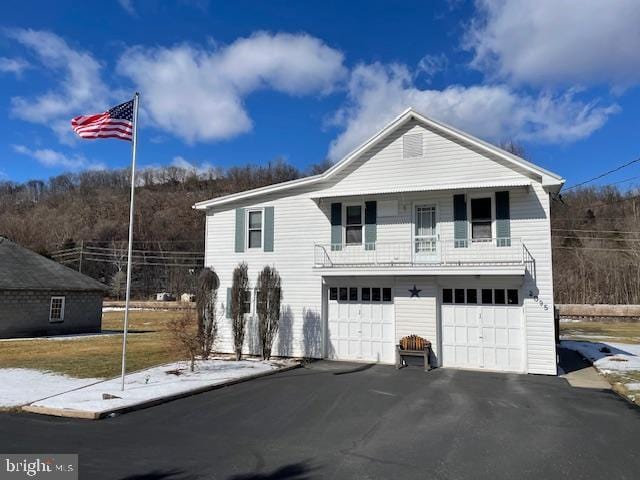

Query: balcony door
[414,204,438,262]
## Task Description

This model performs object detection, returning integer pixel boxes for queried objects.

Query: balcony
[313,238,530,276]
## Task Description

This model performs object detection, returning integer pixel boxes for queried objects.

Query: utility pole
[78,239,84,274]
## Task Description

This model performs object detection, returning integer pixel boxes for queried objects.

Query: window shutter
[331,202,342,251]
[453,194,468,248]
[495,191,511,247]
[235,208,245,253]
[263,206,274,252]
[364,201,377,251]
[226,288,232,318]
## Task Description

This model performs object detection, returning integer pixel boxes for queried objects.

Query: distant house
[0,237,108,339]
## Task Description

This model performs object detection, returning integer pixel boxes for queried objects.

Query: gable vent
[403,133,423,158]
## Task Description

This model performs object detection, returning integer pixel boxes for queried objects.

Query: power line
[563,156,640,191]
[551,228,640,235]
[553,246,640,253]
[553,236,640,242]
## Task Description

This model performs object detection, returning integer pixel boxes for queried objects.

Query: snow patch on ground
[0,369,101,407]
[102,307,156,312]
[30,359,293,414]
[561,341,640,373]
[0,332,135,342]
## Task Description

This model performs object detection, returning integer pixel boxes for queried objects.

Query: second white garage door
[441,287,524,373]
[327,286,395,363]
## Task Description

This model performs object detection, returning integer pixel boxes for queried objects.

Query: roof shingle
[0,237,108,292]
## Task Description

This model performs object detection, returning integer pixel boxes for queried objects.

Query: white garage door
[327,286,395,363]
[441,287,524,373]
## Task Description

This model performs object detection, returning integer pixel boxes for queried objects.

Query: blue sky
[0,0,639,187]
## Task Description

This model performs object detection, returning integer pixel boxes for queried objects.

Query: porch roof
[308,179,531,199]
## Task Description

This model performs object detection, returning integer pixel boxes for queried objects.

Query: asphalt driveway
[1,355,639,480]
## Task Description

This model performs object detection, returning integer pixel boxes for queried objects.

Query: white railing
[313,238,525,268]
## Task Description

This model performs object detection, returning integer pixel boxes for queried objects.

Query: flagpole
[121,92,140,391]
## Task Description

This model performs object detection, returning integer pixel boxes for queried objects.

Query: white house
[194,108,564,375]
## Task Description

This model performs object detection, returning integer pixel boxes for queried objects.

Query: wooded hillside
[1,161,637,303]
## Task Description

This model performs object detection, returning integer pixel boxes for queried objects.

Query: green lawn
[0,311,186,378]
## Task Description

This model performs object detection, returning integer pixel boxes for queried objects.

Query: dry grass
[559,320,640,344]
[561,320,640,406]
[0,311,185,379]
[605,371,640,407]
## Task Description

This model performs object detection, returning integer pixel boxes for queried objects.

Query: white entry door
[327,285,395,363]
[414,205,438,262]
[441,287,524,373]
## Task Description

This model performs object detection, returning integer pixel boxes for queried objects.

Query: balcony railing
[313,238,526,269]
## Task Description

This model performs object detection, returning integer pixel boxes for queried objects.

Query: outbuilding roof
[0,237,108,292]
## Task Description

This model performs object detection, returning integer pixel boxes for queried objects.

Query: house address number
[529,290,549,311]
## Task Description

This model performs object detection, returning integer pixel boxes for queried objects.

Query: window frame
[467,194,495,242]
[246,208,264,250]
[343,203,364,246]
[242,289,253,314]
[49,296,65,323]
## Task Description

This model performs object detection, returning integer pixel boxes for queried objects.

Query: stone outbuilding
[0,237,108,338]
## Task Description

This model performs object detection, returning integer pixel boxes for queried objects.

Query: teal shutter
[453,194,468,248]
[226,288,231,318]
[331,203,342,251]
[235,208,245,253]
[495,191,511,247]
[364,201,377,251]
[263,206,274,252]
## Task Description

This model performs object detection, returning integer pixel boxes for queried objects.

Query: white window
[247,210,263,249]
[470,197,493,241]
[345,205,363,245]
[243,290,252,314]
[49,296,65,323]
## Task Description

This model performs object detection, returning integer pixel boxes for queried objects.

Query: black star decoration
[409,285,421,298]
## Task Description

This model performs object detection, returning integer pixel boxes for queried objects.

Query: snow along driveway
[0,369,101,408]
[561,341,640,373]
[27,358,296,417]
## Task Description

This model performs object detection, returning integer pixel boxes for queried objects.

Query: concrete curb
[21,362,302,420]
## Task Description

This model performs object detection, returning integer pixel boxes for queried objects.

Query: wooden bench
[396,335,432,371]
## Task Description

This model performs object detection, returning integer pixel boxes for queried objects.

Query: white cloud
[12,144,105,170]
[328,62,619,161]
[0,57,29,76]
[416,54,448,79]
[171,155,217,175]
[6,29,110,141]
[465,0,640,89]
[117,32,347,143]
[118,0,136,16]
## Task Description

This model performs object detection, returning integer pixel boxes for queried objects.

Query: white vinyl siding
[317,120,535,198]
[204,119,557,374]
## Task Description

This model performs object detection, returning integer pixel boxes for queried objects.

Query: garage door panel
[495,328,508,345]
[361,323,372,339]
[455,326,468,343]
[508,328,521,346]
[482,327,495,344]
[327,284,394,363]
[442,288,523,373]
[382,323,393,340]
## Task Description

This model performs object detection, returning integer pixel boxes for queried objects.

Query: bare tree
[256,266,282,360]
[168,310,200,372]
[196,267,219,359]
[231,262,250,361]
[499,139,529,159]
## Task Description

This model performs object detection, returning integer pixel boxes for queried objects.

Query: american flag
[71,99,135,141]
